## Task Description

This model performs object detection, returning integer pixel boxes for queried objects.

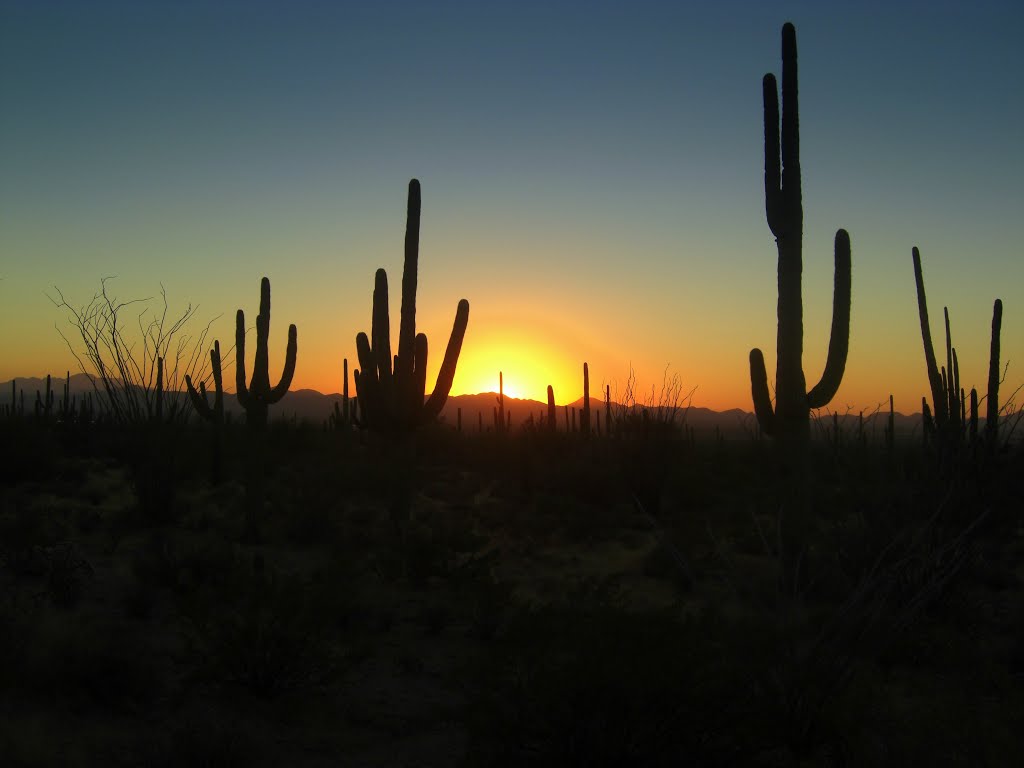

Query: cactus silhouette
[580,362,591,437]
[494,371,506,433]
[185,340,224,424]
[547,385,557,431]
[913,246,1003,450]
[236,277,297,429]
[34,374,54,422]
[986,298,1003,447]
[749,23,852,443]
[884,394,895,450]
[354,180,470,434]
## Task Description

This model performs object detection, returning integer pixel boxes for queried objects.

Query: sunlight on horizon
[450,327,585,404]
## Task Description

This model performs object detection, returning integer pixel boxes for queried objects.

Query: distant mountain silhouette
[1,374,929,439]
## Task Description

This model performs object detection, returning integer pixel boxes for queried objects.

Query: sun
[448,327,583,404]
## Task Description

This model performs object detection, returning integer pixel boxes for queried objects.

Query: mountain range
[2,372,929,439]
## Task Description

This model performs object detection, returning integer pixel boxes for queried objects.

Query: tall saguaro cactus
[354,179,470,434]
[749,23,852,443]
[236,277,297,429]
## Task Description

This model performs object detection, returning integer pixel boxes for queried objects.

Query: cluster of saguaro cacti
[19,371,94,425]
[912,246,1002,451]
[185,340,225,425]
[236,277,297,430]
[748,22,852,445]
[354,180,470,434]
[2,380,24,419]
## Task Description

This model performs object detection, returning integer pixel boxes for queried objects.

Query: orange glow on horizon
[447,326,587,405]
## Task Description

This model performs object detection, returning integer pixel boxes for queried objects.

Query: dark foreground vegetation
[1,411,1023,766]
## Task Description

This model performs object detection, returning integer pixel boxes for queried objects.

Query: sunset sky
[1,1,1021,414]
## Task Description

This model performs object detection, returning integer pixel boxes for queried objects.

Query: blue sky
[2,0,1021,411]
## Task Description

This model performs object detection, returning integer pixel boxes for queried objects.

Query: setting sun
[451,325,588,404]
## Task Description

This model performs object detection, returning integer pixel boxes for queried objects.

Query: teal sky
[1,1,1022,413]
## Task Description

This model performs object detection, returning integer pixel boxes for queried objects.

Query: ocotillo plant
[748,23,852,444]
[354,180,470,434]
[236,277,297,429]
[912,247,1003,451]
[185,340,225,424]
[580,362,591,437]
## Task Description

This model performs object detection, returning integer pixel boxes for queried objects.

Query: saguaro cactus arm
[235,308,249,406]
[396,180,420,385]
[986,298,1003,442]
[423,299,470,418]
[806,229,852,408]
[270,325,298,403]
[749,349,776,437]
[912,247,946,424]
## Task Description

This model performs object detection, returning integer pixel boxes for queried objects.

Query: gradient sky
[1,0,1021,414]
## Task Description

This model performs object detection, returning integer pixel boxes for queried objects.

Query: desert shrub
[464,604,766,767]
[129,529,235,598]
[42,541,94,609]
[126,709,271,768]
[178,554,341,696]
[18,614,165,712]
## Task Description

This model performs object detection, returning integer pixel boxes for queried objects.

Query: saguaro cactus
[185,340,225,424]
[749,23,852,443]
[580,362,591,437]
[354,179,470,433]
[236,277,297,429]
[494,371,506,433]
[547,385,557,431]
